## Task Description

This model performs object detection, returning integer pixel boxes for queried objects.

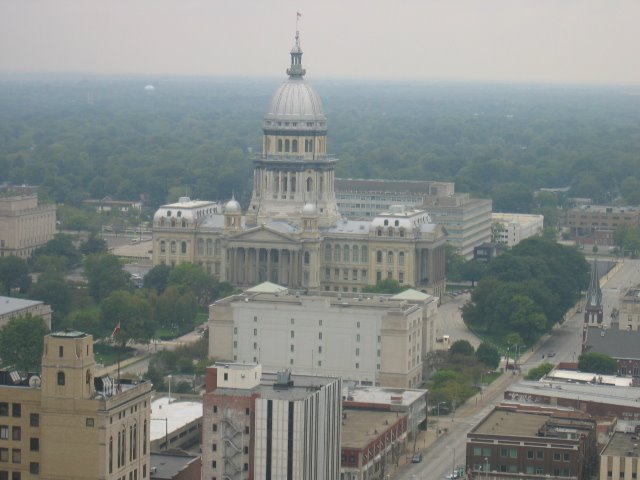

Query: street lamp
[484,457,489,480]
[151,417,169,450]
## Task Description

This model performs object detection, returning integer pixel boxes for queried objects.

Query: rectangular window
[563,453,570,462]
[290,345,294,352]
[355,348,360,356]
[553,452,561,461]
[343,269,348,281]
[0,448,8,462]
[527,450,534,459]
[11,405,20,418]
[86,418,94,427]
[500,448,508,457]
[0,404,8,417]
[509,449,517,458]
[352,269,358,280]
[11,449,20,464]
[29,462,39,474]
[29,438,39,452]
[319,332,322,340]
[482,448,491,456]
[0,427,7,440]
[536,451,544,460]
[213,405,217,413]
[11,427,20,441]
[290,330,294,338]
[30,413,39,427]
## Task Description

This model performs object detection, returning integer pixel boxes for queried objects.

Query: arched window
[325,245,332,262]
[206,239,213,255]
[384,220,389,226]
[181,220,186,228]
[160,241,166,253]
[361,246,368,263]
[170,219,176,228]
[57,371,65,386]
[399,252,405,266]
[388,251,394,264]
[377,228,382,237]
[334,244,341,262]
[304,252,310,265]
[160,218,165,227]
[197,239,204,255]
[306,177,313,192]
[292,139,298,152]
[399,228,405,238]
[343,245,350,262]
[277,139,283,152]
[109,436,113,473]
[285,139,290,152]
[376,251,383,263]
[120,427,126,467]
[117,431,122,468]
[352,245,359,262]
[181,241,187,254]
[143,420,148,455]
[170,241,176,253]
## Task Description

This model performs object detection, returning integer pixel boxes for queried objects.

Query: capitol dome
[263,31,326,129]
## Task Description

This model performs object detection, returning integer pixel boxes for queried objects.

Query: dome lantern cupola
[287,31,306,78]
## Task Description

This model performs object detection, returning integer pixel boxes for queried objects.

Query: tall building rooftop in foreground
[602,432,640,458]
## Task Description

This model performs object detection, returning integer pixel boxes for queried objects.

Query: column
[267,249,272,283]
[244,249,250,286]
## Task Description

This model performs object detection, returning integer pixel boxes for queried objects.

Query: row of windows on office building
[324,245,408,265]
[158,238,222,256]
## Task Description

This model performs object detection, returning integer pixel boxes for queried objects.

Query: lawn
[94,343,135,366]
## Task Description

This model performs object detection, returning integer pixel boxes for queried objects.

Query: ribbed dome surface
[265,78,326,123]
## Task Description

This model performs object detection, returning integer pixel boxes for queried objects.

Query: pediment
[227,225,298,245]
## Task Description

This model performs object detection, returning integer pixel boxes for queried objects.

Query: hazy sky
[1,0,639,85]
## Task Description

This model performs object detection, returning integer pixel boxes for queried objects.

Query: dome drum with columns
[151,30,447,298]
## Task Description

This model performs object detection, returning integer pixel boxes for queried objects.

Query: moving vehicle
[412,453,423,463]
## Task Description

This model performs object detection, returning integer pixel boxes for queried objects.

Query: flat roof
[473,410,549,437]
[49,330,87,338]
[546,369,632,387]
[0,296,44,316]
[344,385,426,407]
[341,410,405,449]
[602,432,640,458]
[584,327,640,360]
[150,452,199,479]
[506,380,640,408]
[214,372,338,402]
[150,397,202,442]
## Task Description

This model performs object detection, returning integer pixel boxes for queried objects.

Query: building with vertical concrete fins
[202,363,341,480]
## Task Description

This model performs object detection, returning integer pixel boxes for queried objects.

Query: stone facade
[0,191,56,259]
[0,331,152,480]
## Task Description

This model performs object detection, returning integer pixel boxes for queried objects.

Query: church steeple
[286,31,306,78]
[584,256,603,327]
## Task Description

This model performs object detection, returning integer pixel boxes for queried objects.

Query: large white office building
[209,282,437,388]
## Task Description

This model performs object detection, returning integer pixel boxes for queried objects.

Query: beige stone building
[209,283,438,388]
[0,330,152,480]
[0,297,52,330]
[151,32,446,298]
[600,432,640,480]
[0,191,56,259]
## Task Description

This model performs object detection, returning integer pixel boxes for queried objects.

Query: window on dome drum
[292,140,298,152]
[285,139,290,152]
[384,220,388,226]
[395,220,399,226]
[277,139,283,152]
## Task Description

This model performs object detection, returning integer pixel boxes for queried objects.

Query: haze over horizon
[1,0,639,86]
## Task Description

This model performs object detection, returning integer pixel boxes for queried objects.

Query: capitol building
[152,32,446,297]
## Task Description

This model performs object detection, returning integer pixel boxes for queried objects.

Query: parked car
[412,453,423,463]
[547,351,556,358]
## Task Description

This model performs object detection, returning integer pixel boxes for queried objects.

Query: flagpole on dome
[296,11,302,32]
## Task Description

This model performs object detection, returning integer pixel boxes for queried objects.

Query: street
[397,258,640,480]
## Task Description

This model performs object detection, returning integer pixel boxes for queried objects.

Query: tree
[0,255,30,295]
[29,273,72,329]
[144,264,172,294]
[475,342,500,369]
[578,352,618,375]
[0,314,49,371]
[32,234,82,269]
[150,286,198,334]
[362,278,410,294]
[525,363,554,380]
[100,291,155,346]
[459,260,487,287]
[504,332,524,347]
[445,244,465,282]
[84,253,130,301]
[449,339,475,357]
[168,263,234,306]
[79,234,108,255]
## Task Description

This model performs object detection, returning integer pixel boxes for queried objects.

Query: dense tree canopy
[475,342,500,369]
[0,256,30,295]
[578,352,618,375]
[462,237,589,343]
[0,314,49,371]
[84,253,130,301]
[1,79,640,211]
